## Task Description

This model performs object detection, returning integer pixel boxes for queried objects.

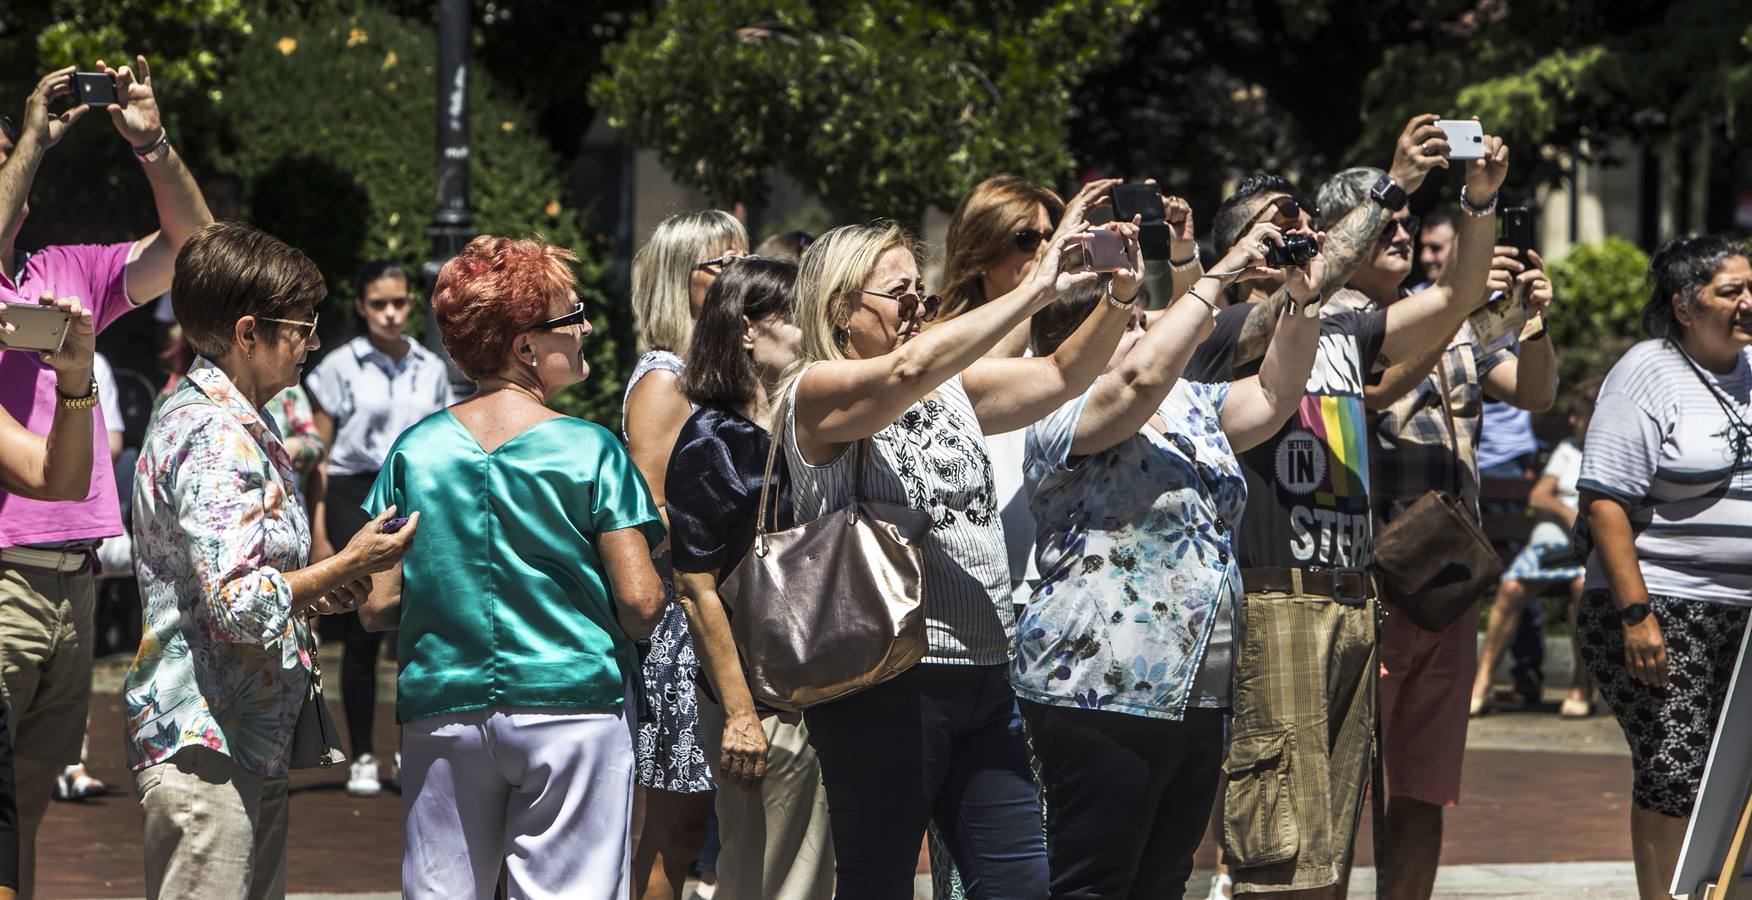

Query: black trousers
[324,471,385,759]
[1021,700,1226,900]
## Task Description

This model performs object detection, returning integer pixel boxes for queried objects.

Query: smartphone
[1111,183,1173,260]
[1500,207,1534,260]
[1075,229,1129,273]
[380,516,411,535]
[73,72,120,107]
[1435,119,1486,160]
[0,303,72,353]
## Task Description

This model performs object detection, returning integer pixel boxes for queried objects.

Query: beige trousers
[137,747,289,900]
[699,698,835,900]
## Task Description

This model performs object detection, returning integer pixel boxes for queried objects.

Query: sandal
[53,764,107,801]
[1560,696,1593,718]
[1469,694,1492,717]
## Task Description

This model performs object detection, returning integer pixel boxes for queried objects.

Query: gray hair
[1314,167,1385,231]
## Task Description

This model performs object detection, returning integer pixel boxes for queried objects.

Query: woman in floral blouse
[125,223,416,900]
[1014,222,1324,898]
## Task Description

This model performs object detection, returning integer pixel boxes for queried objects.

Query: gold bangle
[58,379,100,411]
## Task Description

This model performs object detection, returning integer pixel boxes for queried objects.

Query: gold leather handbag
[288,626,346,769]
[719,395,932,712]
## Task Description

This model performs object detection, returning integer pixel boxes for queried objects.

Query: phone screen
[1111,184,1166,224]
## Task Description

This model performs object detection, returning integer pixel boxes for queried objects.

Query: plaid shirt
[1329,288,1514,522]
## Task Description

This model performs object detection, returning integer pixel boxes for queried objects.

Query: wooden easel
[1702,776,1752,900]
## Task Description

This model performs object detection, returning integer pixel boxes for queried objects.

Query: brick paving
[40,683,1636,898]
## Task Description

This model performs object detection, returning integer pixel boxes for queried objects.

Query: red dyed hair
[432,235,580,380]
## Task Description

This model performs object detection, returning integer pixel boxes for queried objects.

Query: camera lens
[1265,234,1319,268]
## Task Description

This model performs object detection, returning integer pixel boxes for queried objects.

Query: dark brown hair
[171,222,326,358]
[1030,279,1150,356]
[682,257,798,408]
[939,175,1065,322]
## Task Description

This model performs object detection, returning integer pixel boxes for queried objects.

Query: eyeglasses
[259,312,320,340]
[1246,195,1320,232]
[1014,228,1053,253]
[365,296,410,312]
[694,252,748,276]
[1380,214,1422,244]
[860,287,942,324]
[536,300,588,331]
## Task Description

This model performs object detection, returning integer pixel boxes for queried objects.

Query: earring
[246,344,254,360]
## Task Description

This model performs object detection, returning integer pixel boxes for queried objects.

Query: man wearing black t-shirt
[1183,116,1510,899]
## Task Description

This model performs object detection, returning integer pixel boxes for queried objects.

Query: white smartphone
[0,303,73,353]
[1436,120,1486,161]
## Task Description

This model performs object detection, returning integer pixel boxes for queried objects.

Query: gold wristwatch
[58,379,100,411]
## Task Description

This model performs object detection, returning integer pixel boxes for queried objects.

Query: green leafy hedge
[1546,237,1651,389]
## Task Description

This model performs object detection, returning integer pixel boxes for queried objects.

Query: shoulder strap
[1432,359,1464,497]
[754,366,867,549]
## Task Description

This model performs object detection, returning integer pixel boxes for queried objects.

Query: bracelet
[1459,184,1498,217]
[133,130,172,164]
[1185,287,1221,318]
[1104,277,1136,310]
[57,379,100,411]
[1170,252,1202,273]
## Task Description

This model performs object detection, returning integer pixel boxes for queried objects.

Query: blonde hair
[938,175,1064,322]
[792,220,919,368]
[630,210,748,354]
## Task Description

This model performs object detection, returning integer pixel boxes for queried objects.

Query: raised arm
[1067,222,1288,456]
[1,69,92,257]
[794,232,1098,458]
[963,225,1142,435]
[1230,115,1452,372]
[1481,252,1559,412]
[1220,242,1328,452]
[1376,134,1508,367]
[96,56,213,304]
[0,295,95,501]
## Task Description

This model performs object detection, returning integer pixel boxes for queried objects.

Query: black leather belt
[1242,566,1374,606]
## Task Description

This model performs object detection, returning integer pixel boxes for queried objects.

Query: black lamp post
[422,0,477,396]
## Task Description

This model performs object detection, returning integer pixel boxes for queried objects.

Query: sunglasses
[1246,195,1321,231]
[694,252,748,275]
[536,300,588,331]
[1014,228,1053,253]
[860,287,942,325]
[1379,214,1422,244]
[365,296,410,312]
[260,312,320,341]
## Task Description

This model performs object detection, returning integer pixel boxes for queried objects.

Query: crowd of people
[0,55,1748,900]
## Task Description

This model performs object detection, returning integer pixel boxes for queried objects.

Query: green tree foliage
[593,0,1149,221]
[1546,237,1651,388]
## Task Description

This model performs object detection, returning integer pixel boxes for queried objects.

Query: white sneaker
[387,751,401,792]
[1206,873,1233,900]
[347,753,382,796]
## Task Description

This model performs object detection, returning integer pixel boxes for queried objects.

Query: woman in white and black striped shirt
[780,218,1141,899]
[1576,235,1752,900]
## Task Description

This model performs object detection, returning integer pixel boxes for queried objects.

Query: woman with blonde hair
[623,209,749,899]
[779,217,1140,899]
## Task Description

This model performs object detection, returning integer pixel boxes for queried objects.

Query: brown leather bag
[1372,365,1504,632]
[718,394,932,712]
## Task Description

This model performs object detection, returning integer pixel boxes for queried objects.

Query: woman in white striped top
[779,217,1141,899]
[1576,235,1752,900]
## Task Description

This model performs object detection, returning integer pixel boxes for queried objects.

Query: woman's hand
[1623,613,1669,687]
[1108,221,1146,303]
[1052,177,1123,245]
[339,506,419,576]
[1029,230,1103,302]
[718,711,770,788]
[1165,193,1196,260]
[309,576,371,616]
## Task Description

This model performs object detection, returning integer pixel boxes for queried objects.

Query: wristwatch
[1618,602,1653,626]
[1290,292,1324,319]
[57,379,100,411]
[133,130,173,164]
[1370,174,1408,212]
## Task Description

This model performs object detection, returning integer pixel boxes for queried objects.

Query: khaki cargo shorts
[0,553,98,764]
[1221,588,1378,893]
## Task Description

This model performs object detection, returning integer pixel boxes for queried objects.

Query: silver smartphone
[0,303,73,353]
[1436,120,1486,161]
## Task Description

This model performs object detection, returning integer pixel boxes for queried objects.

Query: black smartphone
[1501,207,1534,260]
[73,72,119,107]
[1110,184,1173,261]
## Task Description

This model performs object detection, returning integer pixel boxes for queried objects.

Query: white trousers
[401,704,636,900]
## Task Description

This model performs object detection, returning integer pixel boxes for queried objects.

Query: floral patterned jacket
[125,358,314,777]
[1014,379,1245,720]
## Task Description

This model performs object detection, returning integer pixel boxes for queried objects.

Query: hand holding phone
[1073,228,1130,273]
[1111,183,1175,261]
[380,517,411,535]
[1500,207,1534,260]
[1436,119,1486,161]
[0,300,72,353]
[73,72,119,107]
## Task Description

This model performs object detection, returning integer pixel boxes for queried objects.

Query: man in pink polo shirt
[0,58,211,897]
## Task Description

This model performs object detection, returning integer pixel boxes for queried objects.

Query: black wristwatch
[1618,602,1653,626]
[1370,175,1408,212]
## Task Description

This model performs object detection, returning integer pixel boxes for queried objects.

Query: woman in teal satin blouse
[359,235,667,900]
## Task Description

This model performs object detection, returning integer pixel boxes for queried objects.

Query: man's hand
[96,55,163,149]
[1465,132,1510,204]
[23,67,90,149]
[35,293,96,389]
[1519,249,1553,317]
[1165,193,1196,259]
[1386,114,1451,195]
[1284,231,1329,304]
[1484,245,1528,300]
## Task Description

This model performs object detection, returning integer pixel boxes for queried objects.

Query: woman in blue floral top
[126,224,417,900]
[1015,221,1326,899]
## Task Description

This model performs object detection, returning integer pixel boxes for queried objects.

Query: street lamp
[422,0,477,397]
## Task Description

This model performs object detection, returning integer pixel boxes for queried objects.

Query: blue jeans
[805,663,1048,900]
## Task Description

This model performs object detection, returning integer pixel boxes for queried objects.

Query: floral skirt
[636,600,714,793]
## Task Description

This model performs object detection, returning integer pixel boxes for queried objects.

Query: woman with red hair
[357,235,668,899]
